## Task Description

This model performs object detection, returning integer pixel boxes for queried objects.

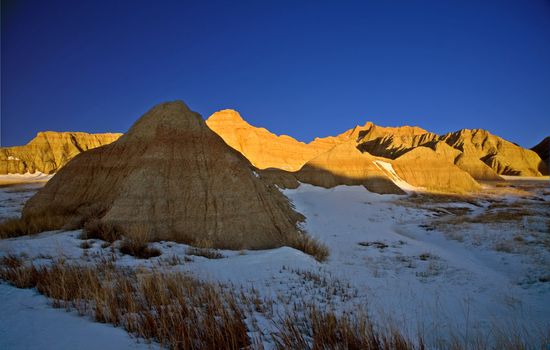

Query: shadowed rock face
[0,132,121,174]
[295,142,405,194]
[531,136,549,175]
[23,101,304,249]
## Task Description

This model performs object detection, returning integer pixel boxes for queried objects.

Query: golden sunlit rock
[0,132,121,174]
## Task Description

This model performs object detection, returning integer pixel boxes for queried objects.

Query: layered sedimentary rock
[441,129,546,176]
[0,132,121,174]
[23,101,304,249]
[206,109,332,171]
[356,122,439,159]
[392,147,481,193]
[425,141,503,181]
[531,137,549,174]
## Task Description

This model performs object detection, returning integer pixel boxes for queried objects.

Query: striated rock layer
[0,132,121,174]
[23,101,304,249]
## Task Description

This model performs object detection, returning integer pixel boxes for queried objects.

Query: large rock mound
[0,132,121,174]
[23,101,304,249]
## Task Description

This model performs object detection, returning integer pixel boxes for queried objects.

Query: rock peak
[127,100,204,137]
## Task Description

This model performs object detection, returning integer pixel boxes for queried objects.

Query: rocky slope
[23,101,304,249]
[0,132,121,174]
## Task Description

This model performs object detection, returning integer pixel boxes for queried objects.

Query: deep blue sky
[1,0,549,147]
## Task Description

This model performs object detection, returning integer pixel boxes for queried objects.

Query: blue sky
[1,0,549,147]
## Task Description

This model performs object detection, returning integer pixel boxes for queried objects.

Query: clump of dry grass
[0,257,249,350]
[0,214,65,239]
[272,306,424,350]
[119,239,161,259]
[118,225,161,259]
[186,246,224,259]
[81,219,122,242]
[287,232,329,262]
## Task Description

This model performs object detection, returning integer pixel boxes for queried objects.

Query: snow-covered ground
[0,177,549,348]
[0,172,53,185]
[0,284,150,350]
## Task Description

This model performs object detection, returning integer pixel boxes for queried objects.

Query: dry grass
[0,214,65,239]
[81,219,122,242]
[186,247,224,259]
[119,239,161,259]
[0,256,249,350]
[272,306,424,350]
[118,225,161,259]
[287,232,330,262]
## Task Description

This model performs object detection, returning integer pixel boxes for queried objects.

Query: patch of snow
[372,160,424,193]
[501,175,550,181]
[0,172,53,185]
[7,156,20,161]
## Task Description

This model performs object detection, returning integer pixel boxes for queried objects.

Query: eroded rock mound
[23,101,304,249]
[0,132,121,174]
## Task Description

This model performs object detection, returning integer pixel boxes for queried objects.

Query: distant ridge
[1,107,546,194]
[0,131,121,174]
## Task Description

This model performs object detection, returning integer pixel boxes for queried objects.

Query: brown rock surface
[23,101,304,249]
[0,132,121,174]
[392,147,481,194]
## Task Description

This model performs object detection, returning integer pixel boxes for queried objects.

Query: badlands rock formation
[440,129,546,177]
[23,101,304,249]
[0,132,121,174]
[531,136,549,173]
[207,110,333,171]
[207,110,543,188]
